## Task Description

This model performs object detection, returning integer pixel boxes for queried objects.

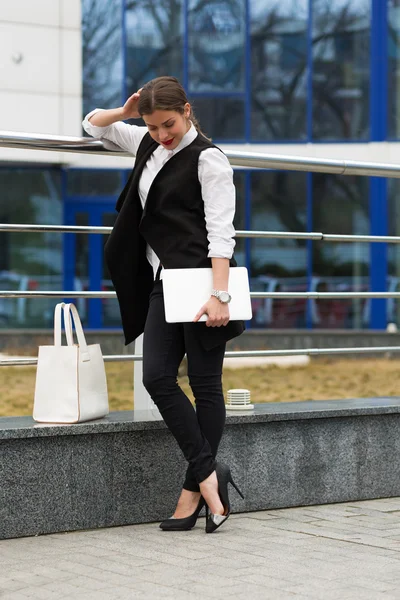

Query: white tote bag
[33,302,109,424]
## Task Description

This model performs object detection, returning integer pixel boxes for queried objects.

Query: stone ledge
[3,398,400,539]
[1,397,400,439]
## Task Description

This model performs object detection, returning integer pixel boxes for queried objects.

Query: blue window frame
[78,0,392,144]
[78,2,394,330]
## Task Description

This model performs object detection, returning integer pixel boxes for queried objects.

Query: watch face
[219,291,231,303]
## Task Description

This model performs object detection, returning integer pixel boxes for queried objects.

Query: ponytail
[189,105,212,142]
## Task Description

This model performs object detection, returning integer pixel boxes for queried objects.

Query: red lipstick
[162,139,174,146]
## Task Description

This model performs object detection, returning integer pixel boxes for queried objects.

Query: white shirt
[82,109,236,278]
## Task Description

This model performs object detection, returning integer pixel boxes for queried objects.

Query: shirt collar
[160,122,197,157]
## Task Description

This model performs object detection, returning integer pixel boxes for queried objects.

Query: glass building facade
[82,0,377,144]
[1,0,400,330]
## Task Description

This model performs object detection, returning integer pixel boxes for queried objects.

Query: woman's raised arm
[82,91,147,155]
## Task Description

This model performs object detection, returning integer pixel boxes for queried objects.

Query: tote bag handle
[54,302,66,347]
[63,303,91,362]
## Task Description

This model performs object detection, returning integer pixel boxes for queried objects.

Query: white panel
[219,142,400,165]
[0,0,59,26]
[0,24,60,94]
[69,153,135,169]
[60,96,83,137]
[0,91,60,135]
[0,148,61,164]
[61,30,82,96]
[60,0,81,29]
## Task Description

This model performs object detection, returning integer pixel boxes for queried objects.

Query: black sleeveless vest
[104,131,245,348]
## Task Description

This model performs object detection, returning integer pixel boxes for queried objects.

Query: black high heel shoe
[159,496,206,531]
[205,462,244,534]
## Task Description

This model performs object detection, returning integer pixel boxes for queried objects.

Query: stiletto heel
[160,496,205,531]
[228,474,244,499]
[205,462,244,534]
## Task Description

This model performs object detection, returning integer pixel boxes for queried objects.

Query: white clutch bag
[162,266,252,323]
[33,302,109,424]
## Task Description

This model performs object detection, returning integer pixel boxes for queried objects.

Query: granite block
[245,414,400,511]
[110,429,188,524]
[0,433,115,538]
[2,397,400,440]
[2,398,400,539]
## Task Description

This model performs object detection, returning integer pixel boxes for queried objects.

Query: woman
[83,76,244,533]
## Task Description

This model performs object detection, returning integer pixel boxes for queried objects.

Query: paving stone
[0,579,30,593]
[62,593,122,600]
[11,588,63,599]
[0,594,34,600]
[2,498,400,598]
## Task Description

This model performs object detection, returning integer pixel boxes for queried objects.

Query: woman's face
[142,104,191,151]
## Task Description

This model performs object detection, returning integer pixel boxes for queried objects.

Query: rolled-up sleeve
[198,148,236,259]
[82,108,148,155]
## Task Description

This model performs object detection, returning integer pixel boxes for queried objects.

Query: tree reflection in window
[312,0,370,140]
[125,0,183,97]
[388,179,400,326]
[82,0,123,118]
[250,171,307,329]
[250,0,308,141]
[0,169,63,328]
[388,0,400,138]
[313,174,369,328]
[188,0,245,92]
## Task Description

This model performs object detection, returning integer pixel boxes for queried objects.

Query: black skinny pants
[142,280,226,492]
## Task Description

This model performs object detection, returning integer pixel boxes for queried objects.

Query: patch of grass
[1,357,400,418]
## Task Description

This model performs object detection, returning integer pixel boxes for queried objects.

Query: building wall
[0,0,82,165]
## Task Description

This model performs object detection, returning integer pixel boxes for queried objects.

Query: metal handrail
[0,223,400,244]
[2,130,400,178]
[2,346,400,367]
[1,130,399,373]
[0,291,399,299]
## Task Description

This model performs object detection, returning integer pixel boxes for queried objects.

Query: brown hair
[137,76,210,140]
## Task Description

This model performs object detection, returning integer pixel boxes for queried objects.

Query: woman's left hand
[193,296,230,327]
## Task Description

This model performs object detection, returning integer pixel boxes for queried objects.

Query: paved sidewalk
[2,498,400,600]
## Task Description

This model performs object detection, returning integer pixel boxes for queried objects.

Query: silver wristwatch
[211,289,232,304]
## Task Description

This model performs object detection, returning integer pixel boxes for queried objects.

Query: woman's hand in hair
[122,89,142,119]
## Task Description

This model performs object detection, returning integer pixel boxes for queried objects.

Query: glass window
[312,174,369,328]
[312,0,370,140]
[387,179,400,326]
[66,170,124,197]
[388,0,400,138]
[191,97,245,140]
[0,168,63,328]
[188,0,246,92]
[250,172,307,328]
[187,0,246,141]
[82,0,123,119]
[250,0,308,141]
[125,2,184,97]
